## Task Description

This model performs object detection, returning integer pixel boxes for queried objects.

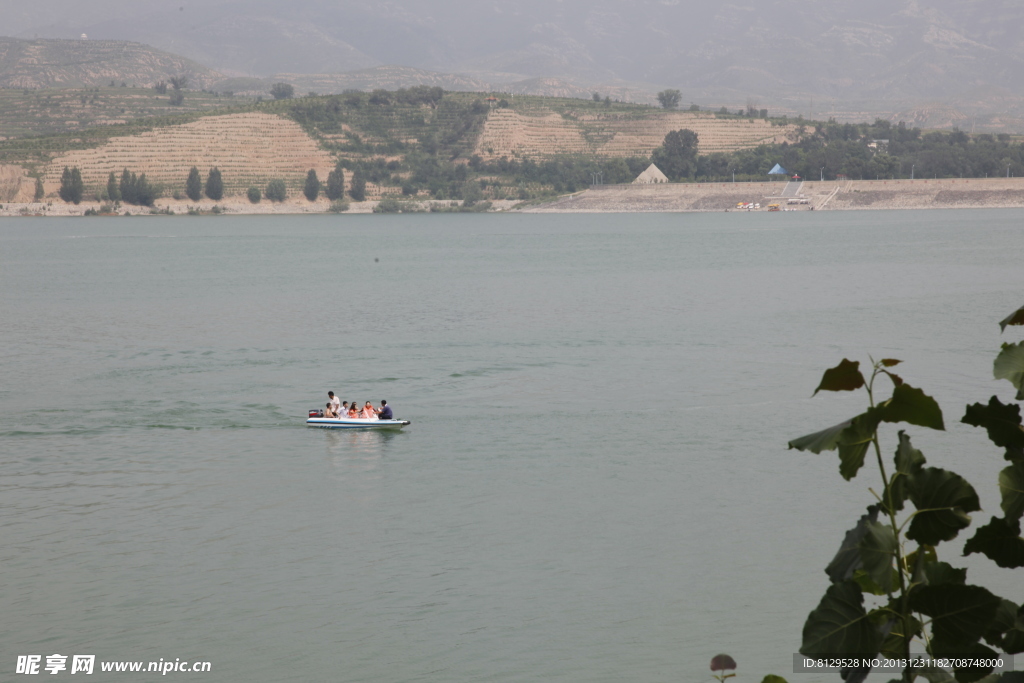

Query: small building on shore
[633,163,668,184]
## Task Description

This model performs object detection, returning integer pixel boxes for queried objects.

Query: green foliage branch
[789,308,1024,683]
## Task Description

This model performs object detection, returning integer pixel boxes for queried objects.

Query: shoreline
[4,177,1024,216]
[522,177,1024,213]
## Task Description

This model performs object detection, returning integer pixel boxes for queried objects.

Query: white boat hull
[306,417,410,430]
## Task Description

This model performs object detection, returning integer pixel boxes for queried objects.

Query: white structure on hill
[633,163,668,184]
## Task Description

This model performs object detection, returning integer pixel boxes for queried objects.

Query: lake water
[3,210,1023,682]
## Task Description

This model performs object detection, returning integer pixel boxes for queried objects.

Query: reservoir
[3,210,1023,682]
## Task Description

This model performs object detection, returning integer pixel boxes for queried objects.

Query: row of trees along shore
[55,162,365,205]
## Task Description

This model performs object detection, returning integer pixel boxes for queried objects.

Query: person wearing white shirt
[328,391,341,416]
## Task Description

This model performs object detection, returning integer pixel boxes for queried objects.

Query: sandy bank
[0,197,520,217]
[522,177,1024,213]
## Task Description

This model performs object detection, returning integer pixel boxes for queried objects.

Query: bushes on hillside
[265,179,287,202]
[247,187,261,203]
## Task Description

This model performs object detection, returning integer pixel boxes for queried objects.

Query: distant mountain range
[6,0,1024,130]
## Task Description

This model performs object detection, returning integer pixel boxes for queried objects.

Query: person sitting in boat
[361,401,376,419]
[340,401,349,415]
[324,402,338,418]
[346,402,359,418]
[377,400,393,420]
[327,391,341,416]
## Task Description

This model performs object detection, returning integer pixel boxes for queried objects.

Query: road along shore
[523,177,1024,213]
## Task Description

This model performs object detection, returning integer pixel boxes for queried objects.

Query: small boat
[306,415,411,430]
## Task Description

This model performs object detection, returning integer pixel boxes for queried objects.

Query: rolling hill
[0,37,222,89]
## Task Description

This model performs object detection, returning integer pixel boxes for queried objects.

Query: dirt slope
[43,112,335,196]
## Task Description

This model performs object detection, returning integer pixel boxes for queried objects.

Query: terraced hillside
[0,38,222,90]
[0,90,809,204]
[0,87,254,139]
[41,112,335,196]
[475,108,798,160]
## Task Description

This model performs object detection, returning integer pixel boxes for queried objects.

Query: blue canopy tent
[768,163,787,179]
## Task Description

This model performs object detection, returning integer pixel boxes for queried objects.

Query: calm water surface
[3,211,1023,682]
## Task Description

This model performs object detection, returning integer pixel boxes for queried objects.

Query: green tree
[349,168,366,202]
[265,178,287,202]
[325,164,345,200]
[169,90,184,106]
[789,307,1024,683]
[303,169,320,201]
[204,168,223,201]
[154,81,167,94]
[134,173,156,206]
[652,129,699,180]
[34,177,44,201]
[269,83,294,100]
[119,168,135,205]
[657,89,681,109]
[185,167,202,201]
[169,75,188,91]
[592,92,601,102]
[106,172,120,202]
[58,166,84,204]
[247,186,261,203]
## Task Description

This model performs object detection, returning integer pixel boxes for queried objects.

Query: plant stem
[869,365,913,683]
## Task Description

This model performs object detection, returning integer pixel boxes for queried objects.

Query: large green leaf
[789,419,850,453]
[910,583,1000,648]
[963,516,1024,569]
[1004,603,1024,654]
[814,359,866,395]
[883,431,927,514]
[999,305,1024,332]
[1000,462,1024,520]
[859,521,898,594]
[930,641,999,683]
[962,397,1024,462]
[983,599,1019,650]
[874,383,946,431]
[839,414,881,481]
[907,467,981,545]
[800,580,880,657]
[923,561,967,586]
[917,666,957,683]
[879,613,921,659]
[788,412,881,481]
[826,506,880,584]
[994,342,1024,401]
